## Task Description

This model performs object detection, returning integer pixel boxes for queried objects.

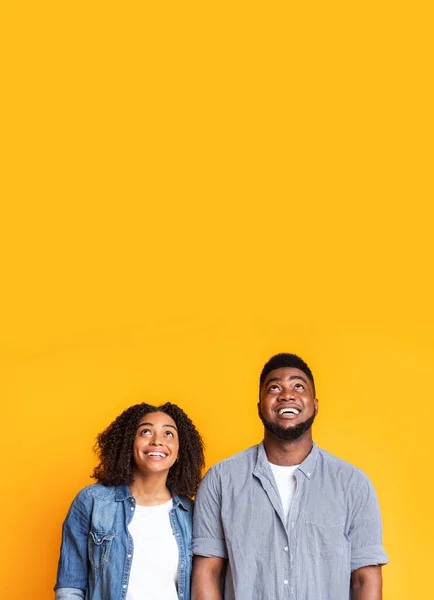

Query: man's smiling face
[258,367,318,441]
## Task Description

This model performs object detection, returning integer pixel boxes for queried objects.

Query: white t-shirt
[127,499,179,600]
[268,461,299,521]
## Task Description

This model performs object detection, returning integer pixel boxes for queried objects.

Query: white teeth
[146,452,166,457]
[279,407,300,415]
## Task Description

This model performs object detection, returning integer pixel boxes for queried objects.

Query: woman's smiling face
[132,411,179,476]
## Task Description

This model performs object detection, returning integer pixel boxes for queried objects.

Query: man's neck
[263,430,313,466]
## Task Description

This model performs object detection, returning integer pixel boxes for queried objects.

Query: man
[192,353,388,599]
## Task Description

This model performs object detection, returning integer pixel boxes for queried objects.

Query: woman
[55,402,204,600]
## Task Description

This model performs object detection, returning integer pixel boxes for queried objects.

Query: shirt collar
[114,483,190,510]
[297,442,319,479]
[257,440,319,480]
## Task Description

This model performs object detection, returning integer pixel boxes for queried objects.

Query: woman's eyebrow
[136,422,178,431]
[136,421,153,429]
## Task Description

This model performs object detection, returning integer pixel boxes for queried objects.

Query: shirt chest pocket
[88,531,116,568]
[305,513,346,560]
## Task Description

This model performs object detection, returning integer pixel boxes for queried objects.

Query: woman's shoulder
[71,483,124,505]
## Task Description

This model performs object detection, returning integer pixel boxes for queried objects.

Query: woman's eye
[165,431,174,437]
[139,428,151,436]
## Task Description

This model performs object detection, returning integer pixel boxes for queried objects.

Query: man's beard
[259,408,316,441]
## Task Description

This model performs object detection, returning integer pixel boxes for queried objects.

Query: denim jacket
[55,483,194,600]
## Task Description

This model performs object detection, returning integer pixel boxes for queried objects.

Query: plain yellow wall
[1,1,433,599]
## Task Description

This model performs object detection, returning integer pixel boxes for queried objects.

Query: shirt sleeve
[54,488,91,593]
[192,466,228,559]
[348,475,389,572]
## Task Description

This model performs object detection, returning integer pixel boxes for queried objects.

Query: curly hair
[91,402,205,498]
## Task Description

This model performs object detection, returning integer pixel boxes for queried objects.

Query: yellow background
[0,1,433,598]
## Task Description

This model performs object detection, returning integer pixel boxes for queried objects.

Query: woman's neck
[129,471,172,506]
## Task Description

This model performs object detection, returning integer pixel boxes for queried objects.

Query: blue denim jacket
[55,483,193,600]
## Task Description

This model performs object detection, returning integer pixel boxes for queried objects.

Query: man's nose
[278,388,294,401]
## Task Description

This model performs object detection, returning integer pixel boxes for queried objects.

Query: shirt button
[180,594,184,598]
[130,507,134,510]
[123,584,127,589]
[284,546,288,552]
[307,472,311,477]
[180,564,184,569]
[127,554,132,558]
[283,580,288,585]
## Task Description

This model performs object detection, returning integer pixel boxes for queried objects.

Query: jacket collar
[114,483,190,510]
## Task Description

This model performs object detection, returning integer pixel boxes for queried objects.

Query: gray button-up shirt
[193,442,388,600]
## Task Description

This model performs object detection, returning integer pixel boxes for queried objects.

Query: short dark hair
[91,402,205,498]
[259,353,316,396]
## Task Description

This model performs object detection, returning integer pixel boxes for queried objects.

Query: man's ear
[314,398,319,415]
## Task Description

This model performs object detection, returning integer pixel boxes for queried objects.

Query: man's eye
[269,385,279,391]
[295,383,304,390]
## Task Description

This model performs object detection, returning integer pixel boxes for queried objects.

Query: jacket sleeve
[55,588,85,600]
[54,488,91,597]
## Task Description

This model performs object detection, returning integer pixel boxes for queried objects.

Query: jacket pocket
[88,531,116,568]
[306,521,345,560]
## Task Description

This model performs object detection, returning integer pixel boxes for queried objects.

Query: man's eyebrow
[265,377,282,386]
[290,375,308,384]
[265,375,308,385]
[136,422,178,431]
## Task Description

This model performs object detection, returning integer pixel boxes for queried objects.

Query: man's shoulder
[317,445,367,471]
[315,445,374,487]
[206,444,260,475]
